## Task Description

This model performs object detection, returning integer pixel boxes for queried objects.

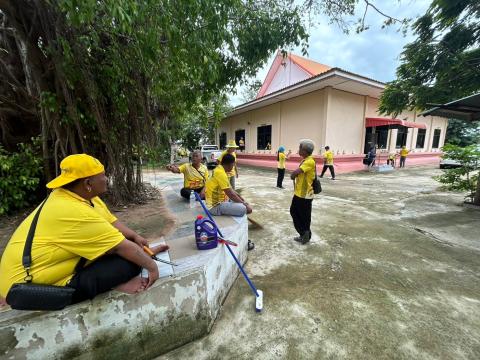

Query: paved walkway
[158,165,480,360]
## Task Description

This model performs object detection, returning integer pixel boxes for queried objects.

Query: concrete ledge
[0,176,248,359]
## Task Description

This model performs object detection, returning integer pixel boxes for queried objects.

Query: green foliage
[240,80,263,103]
[435,144,480,203]
[379,0,480,115]
[445,119,480,146]
[0,140,43,215]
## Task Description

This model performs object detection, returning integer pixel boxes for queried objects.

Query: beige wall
[218,88,449,155]
[326,89,366,154]
[279,89,325,153]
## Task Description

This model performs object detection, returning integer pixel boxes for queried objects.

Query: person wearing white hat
[217,139,239,189]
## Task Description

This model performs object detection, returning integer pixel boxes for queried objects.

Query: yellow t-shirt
[179,163,209,189]
[278,152,287,169]
[400,149,409,157]
[0,188,124,297]
[205,165,230,209]
[294,156,316,199]
[218,151,236,177]
[324,150,334,165]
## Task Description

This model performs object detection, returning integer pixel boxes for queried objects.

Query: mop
[194,192,263,312]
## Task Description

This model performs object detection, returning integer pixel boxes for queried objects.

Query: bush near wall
[0,141,43,215]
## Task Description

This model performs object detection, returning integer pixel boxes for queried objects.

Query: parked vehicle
[439,158,462,169]
[200,145,223,168]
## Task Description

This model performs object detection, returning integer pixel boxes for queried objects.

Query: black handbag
[312,160,322,194]
[6,197,76,311]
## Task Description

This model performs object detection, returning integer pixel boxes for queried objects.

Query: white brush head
[255,289,263,312]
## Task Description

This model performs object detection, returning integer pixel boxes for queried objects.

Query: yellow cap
[46,154,105,189]
[226,140,239,148]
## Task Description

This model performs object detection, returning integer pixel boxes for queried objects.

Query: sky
[229,0,431,106]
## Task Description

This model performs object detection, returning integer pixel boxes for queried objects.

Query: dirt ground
[156,165,480,360]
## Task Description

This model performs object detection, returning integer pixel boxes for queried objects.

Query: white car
[199,145,223,168]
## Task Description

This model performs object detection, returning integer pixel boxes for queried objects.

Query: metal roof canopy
[419,93,480,121]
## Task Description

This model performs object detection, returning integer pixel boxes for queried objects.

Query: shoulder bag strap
[192,164,206,182]
[22,195,86,282]
[22,197,48,282]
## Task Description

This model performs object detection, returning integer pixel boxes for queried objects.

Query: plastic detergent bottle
[189,190,196,208]
[194,215,218,250]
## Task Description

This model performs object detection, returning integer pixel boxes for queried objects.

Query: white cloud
[229,0,431,106]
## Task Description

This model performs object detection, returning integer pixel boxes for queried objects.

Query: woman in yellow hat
[0,154,167,308]
[217,139,239,189]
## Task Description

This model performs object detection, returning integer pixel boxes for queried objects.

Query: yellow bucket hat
[46,154,105,189]
[226,140,239,148]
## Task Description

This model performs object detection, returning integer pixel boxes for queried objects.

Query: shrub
[0,140,43,215]
[435,144,480,204]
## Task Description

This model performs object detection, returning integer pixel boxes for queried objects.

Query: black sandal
[247,240,255,251]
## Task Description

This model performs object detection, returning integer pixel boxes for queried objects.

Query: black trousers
[68,255,140,304]
[320,165,335,179]
[399,156,406,168]
[277,168,285,187]
[290,195,313,237]
[180,186,204,199]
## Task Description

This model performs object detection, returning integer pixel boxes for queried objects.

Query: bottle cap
[196,215,203,220]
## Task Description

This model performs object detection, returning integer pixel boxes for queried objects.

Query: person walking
[276,146,291,188]
[399,146,409,168]
[290,139,316,244]
[320,146,335,180]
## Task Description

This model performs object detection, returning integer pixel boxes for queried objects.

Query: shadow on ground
[158,165,480,360]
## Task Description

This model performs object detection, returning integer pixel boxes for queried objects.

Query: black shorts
[68,255,140,304]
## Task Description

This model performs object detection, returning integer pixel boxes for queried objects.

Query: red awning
[365,117,427,129]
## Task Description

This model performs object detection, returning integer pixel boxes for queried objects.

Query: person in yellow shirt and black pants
[276,146,291,188]
[320,145,335,180]
[217,140,239,189]
[290,139,316,244]
[0,154,164,308]
[166,150,209,199]
[399,146,409,168]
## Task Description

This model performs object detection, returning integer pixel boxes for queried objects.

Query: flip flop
[247,240,255,251]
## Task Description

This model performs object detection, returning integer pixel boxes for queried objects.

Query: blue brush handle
[194,192,259,297]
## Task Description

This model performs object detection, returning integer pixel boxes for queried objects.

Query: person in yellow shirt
[217,140,239,189]
[387,152,397,167]
[399,146,409,168]
[290,139,316,244]
[276,146,291,188]
[239,137,245,152]
[206,153,252,216]
[320,145,335,180]
[166,150,209,199]
[0,154,165,308]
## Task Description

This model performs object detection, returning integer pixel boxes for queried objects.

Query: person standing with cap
[320,146,335,180]
[276,146,291,188]
[217,140,239,189]
[0,154,166,308]
[399,146,409,168]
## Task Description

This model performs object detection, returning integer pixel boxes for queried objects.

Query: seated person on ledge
[206,153,252,216]
[166,150,209,200]
[0,154,168,308]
